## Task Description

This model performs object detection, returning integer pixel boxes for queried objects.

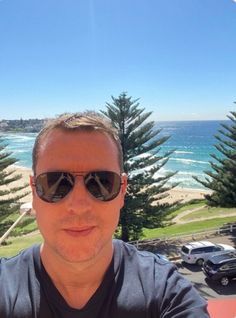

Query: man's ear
[121,173,127,195]
[28,175,36,215]
[119,173,127,209]
[29,175,35,194]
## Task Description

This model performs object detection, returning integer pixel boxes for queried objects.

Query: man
[0,112,210,317]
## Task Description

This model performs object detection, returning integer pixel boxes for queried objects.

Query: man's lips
[63,226,96,237]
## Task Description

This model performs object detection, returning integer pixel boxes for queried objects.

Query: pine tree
[102,92,178,241]
[194,111,236,207]
[0,136,30,236]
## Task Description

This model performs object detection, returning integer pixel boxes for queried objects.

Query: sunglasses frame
[32,170,123,203]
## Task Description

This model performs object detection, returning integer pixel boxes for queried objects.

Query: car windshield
[205,260,218,270]
[181,246,189,254]
[214,245,223,251]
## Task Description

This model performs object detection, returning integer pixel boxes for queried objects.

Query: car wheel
[196,258,204,266]
[220,276,229,286]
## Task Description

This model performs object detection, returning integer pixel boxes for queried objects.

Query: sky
[0,0,236,121]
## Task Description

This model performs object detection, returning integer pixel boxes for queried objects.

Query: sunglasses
[33,171,122,203]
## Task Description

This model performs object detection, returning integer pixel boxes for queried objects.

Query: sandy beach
[160,187,211,204]
[5,166,33,203]
[8,166,211,206]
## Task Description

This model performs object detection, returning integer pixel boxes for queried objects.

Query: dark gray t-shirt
[0,240,209,317]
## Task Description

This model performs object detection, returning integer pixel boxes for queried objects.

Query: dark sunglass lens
[84,171,121,201]
[36,172,74,203]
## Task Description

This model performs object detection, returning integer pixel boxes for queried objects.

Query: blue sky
[0,0,236,121]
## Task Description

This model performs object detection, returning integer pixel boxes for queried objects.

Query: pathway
[172,205,236,224]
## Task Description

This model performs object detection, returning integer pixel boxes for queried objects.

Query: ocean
[0,120,228,190]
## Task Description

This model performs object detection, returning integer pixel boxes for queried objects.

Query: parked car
[203,251,236,286]
[180,240,235,266]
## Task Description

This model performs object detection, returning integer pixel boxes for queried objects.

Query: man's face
[31,129,126,263]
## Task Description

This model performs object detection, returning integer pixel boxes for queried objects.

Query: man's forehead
[38,128,116,152]
[35,128,120,172]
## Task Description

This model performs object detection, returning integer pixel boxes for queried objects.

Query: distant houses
[0,119,46,132]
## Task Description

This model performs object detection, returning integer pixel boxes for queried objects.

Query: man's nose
[65,177,92,215]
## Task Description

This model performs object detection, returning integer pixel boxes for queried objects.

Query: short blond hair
[32,111,123,173]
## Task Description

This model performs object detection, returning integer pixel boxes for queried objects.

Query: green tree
[102,92,178,241]
[194,111,236,207]
[0,137,30,238]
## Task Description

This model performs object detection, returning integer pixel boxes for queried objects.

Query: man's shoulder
[112,239,209,317]
[113,239,175,276]
[113,239,183,296]
[113,239,171,264]
[0,245,41,317]
[0,244,40,271]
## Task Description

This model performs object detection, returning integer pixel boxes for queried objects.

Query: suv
[180,240,235,266]
[203,251,236,286]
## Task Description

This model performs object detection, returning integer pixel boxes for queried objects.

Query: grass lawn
[1,201,236,257]
[143,216,236,239]
[0,212,38,237]
[0,232,42,257]
[1,215,236,257]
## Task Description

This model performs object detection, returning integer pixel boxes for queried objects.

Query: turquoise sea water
[0,120,229,189]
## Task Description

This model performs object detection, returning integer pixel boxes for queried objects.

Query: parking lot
[172,234,236,300]
[176,261,236,300]
[139,233,236,300]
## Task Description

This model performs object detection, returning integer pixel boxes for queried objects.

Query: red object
[208,298,236,318]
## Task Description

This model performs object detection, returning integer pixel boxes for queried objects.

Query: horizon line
[0,117,230,122]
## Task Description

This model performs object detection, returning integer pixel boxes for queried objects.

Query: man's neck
[40,241,114,309]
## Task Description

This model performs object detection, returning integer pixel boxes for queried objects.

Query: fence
[130,223,236,250]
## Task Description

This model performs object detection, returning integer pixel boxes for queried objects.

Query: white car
[180,240,235,266]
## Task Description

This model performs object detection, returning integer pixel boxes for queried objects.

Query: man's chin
[41,237,113,265]
[50,243,98,263]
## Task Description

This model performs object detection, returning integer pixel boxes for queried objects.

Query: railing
[130,223,236,249]
[0,203,33,245]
